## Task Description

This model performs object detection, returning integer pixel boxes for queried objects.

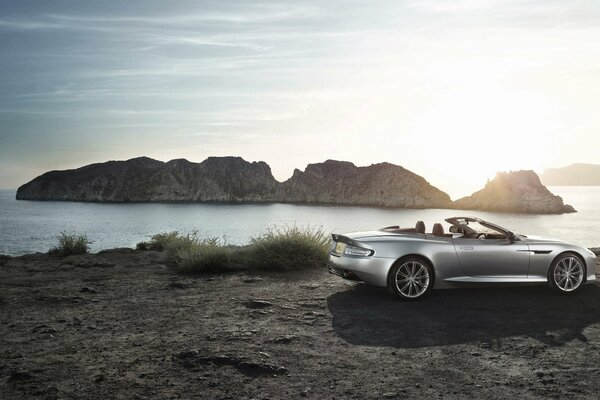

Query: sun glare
[402,57,560,190]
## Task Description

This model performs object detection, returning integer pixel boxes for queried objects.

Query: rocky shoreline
[1,249,599,399]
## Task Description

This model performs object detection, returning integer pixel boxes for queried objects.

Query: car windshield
[462,220,507,239]
[468,221,499,234]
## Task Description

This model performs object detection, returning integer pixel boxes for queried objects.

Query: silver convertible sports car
[328,217,596,300]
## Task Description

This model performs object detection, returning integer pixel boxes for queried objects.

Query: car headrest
[415,221,425,234]
[432,223,444,236]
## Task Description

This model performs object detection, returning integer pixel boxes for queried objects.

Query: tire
[387,256,434,300]
[549,253,586,294]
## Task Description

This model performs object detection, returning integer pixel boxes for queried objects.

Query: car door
[452,237,530,277]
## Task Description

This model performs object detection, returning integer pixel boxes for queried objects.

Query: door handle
[461,246,474,250]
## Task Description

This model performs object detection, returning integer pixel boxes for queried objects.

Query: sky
[0,0,599,198]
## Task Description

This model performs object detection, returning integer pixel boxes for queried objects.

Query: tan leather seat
[432,223,445,237]
[415,221,425,234]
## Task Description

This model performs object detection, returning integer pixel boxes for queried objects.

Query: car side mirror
[449,226,458,233]
[508,231,518,242]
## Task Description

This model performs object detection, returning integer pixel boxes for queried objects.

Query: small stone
[80,287,98,294]
[244,300,273,309]
[169,282,188,289]
[32,325,57,334]
[271,335,298,344]
[383,393,397,398]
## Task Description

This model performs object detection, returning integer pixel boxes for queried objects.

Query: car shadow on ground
[327,282,600,348]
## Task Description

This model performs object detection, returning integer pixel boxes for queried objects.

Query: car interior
[382,221,453,237]
[381,220,507,239]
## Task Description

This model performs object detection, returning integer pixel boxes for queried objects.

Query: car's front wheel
[549,253,586,294]
[388,257,434,300]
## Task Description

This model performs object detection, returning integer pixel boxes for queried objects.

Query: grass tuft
[175,238,233,273]
[49,232,91,256]
[246,226,329,271]
[136,226,329,273]
[139,231,197,254]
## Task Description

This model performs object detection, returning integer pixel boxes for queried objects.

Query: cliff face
[540,163,600,186]
[16,157,281,202]
[16,159,576,213]
[454,170,576,214]
[282,160,452,208]
[16,157,452,209]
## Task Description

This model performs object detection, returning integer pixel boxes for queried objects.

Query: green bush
[246,226,329,271]
[175,239,232,273]
[49,232,91,256]
[137,226,330,273]
[140,231,197,254]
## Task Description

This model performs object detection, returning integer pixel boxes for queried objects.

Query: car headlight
[343,244,374,257]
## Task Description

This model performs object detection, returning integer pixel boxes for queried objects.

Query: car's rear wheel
[549,253,585,294]
[388,257,434,300]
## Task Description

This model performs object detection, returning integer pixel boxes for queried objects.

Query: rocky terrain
[282,160,452,208]
[455,170,576,214]
[540,163,600,186]
[16,157,579,213]
[1,249,600,399]
[16,157,452,209]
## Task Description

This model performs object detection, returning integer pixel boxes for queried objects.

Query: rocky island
[282,160,452,208]
[16,157,452,209]
[16,157,575,213]
[455,170,576,214]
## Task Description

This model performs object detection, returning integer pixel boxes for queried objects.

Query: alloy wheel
[395,261,430,298]
[553,256,584,292]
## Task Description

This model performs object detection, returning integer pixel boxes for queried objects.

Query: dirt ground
[1,250,600,399]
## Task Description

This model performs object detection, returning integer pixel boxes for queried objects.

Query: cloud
[1,0,600,190]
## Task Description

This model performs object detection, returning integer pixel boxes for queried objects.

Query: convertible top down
[328,217,596,300]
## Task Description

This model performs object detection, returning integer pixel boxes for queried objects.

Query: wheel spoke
[397,270,409,279]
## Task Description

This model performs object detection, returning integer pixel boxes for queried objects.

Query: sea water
[0,187,599,255]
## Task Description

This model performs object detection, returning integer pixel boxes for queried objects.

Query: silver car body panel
[328,218,597,289]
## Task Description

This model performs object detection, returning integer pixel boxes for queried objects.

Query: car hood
[521,235,568,244]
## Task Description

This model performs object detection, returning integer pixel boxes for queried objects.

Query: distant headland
[16,156,575,214]
[540,163,600,186]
